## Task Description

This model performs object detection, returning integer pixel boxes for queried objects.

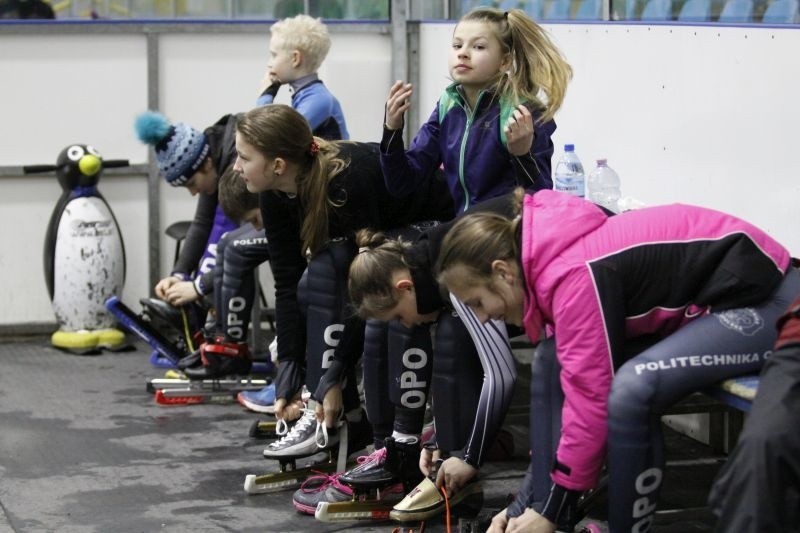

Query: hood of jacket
[520,190,608,340]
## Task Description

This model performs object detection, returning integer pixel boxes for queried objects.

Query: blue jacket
[256,74,349,141]
[381,83,555,213]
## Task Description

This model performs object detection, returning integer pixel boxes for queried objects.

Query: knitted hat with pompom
[134,111,210,186]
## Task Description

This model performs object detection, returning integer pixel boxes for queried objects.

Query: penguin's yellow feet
[51,329,100,355]
[95,328,127,350]
[51,328,127,355]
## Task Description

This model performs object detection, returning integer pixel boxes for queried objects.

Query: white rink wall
[1,21,799,326]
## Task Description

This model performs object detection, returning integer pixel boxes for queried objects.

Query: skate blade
[249,419,278,439]
[155,389,237,405]
[147,377,269,393]
[315,500,394,522]
[243,462,334,494]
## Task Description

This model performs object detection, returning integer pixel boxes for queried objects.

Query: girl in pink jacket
[437,189,799,533]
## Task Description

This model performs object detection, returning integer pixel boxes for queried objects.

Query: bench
[706,374,758,413]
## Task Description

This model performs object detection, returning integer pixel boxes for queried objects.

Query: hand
[506,508,556,533]
[504,104,534,156]
[315,383,342,427]
[259,71,279,94]
[164,281,200,306]
[385,80,413,131]
[419,447,442,477]
[154,276,180,300]
[274,393,303,422]
[486,507,509,533]
[435,456,478,496]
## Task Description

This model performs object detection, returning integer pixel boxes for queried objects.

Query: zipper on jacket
[457,90,488,212]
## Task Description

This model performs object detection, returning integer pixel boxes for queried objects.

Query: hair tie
[504,10,509,19]
[358,246,370,254]
[309,140,320,156]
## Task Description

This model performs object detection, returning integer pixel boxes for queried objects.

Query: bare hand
[435,456,478,495]
[259,70,277,93]
[504,104,534,156]
[507,508,556,533]
[154,276,181,300]
[385,80,413,131]
[487,507,509,533]
[164,281,200,306]
[419,447,442,477]
[315,383,342,427]
[274,394,303,422]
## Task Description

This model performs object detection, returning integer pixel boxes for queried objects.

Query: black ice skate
[315,437,422,523]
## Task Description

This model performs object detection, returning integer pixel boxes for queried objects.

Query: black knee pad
[388,320,433,435]
[431,309,483,451]
[303,239,356,393]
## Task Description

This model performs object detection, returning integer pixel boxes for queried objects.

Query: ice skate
[315,438,416,523]
[244,404,369,495]
[292,471,353,515]
[389,460,484,523]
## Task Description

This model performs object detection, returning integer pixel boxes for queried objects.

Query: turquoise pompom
[134,111,172,145]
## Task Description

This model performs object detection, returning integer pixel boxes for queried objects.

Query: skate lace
[299,471,350,495]
[269,408,315,448]
[350,446,387,473]
[275,418,289,436]
[315,420,329,449]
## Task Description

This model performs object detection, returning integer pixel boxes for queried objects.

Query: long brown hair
[460,7,572,123]
[436,188,525,291]
[236,104,348,255]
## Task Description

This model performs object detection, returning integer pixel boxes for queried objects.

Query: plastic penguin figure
[30,144,129,354]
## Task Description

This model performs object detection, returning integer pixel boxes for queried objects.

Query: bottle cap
[564,144,574,152]
[596,158,607,165]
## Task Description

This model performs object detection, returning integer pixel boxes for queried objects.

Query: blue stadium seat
[544,0,572,19]
[575,0,603,18]
[677,0,712,20]
[522,0,545,19]
[641,0,673,19]
[718,0,754,21]
[761,0,799,22]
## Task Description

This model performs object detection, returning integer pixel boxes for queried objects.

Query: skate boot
[292,471,353,515]
[262,407,339,459]
[389,460,484,522]
[315,441,410,523]
[244,403,347,495]
[183,338,252,380]
[339,437,423,493]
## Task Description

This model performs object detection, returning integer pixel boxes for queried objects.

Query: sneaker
[263,408,339,459]
[237,384,276,414]
[292,472,353,515]
[389,476,483,522]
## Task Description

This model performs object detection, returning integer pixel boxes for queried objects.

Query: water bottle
[587,158,621,213]
[553,144,585,198]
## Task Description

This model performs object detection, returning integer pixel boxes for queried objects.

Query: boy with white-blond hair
[256,13,349,141]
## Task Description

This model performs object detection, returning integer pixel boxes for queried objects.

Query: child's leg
[362,319,394,447]
[607,268,800,532]
[387,320,433,443]
[218,225,269,343]
[304,240,364,425]
[430,309,483,453]
[708,301,800,532]
[448,295,517,468]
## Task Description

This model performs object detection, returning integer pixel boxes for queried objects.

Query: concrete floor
[0,336,722,532]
